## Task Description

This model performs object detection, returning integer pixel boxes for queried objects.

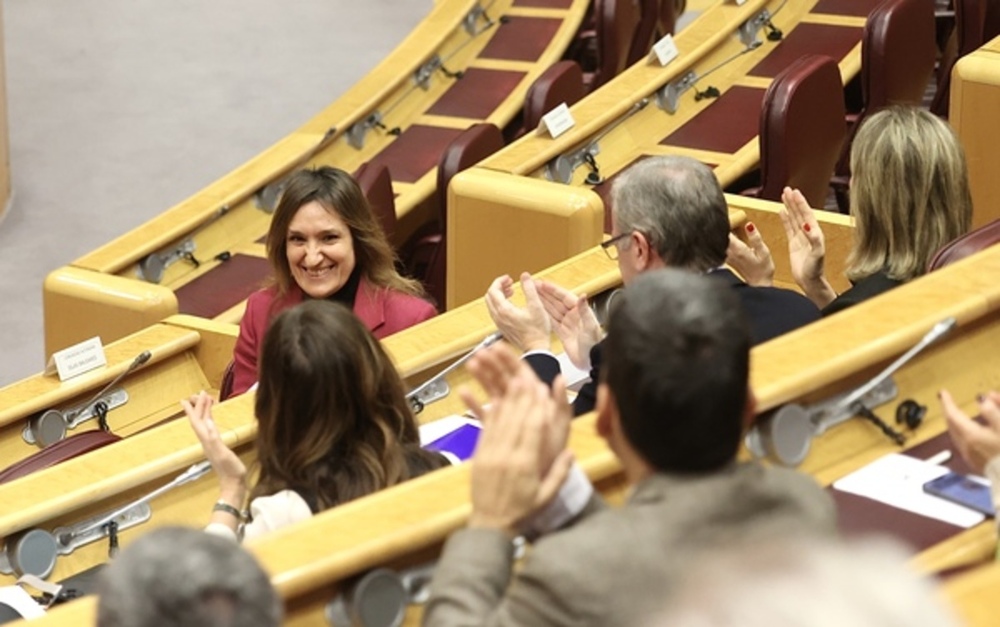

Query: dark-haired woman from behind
[185,300,447,542]
[230,166,436,396]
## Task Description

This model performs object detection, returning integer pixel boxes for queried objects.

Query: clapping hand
[779,187,837,308]
[726,222,775,287]
[939,389,1000,474]
[461,343,574,535]
[536,280,602,370]
[485,273,551,352]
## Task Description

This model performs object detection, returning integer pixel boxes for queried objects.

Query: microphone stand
[406,332,503,413]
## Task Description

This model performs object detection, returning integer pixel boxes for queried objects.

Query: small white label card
[540,102,576,138]
[45,336,107,381]
[651,34,680,67]
[733,0,748,6]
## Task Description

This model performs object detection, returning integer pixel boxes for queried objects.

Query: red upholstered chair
[218,359,237,402]
[927,218,1000,271]
[930,0,1000,117]
[353,161,398,242]
[748,55,846,210]
[833,0,937,212]
[571,0,647,92]
[0,431,121,485]
[509,61,585,141]
[406,123,505,308]
[657,0,678,40]
[627,0,662,66]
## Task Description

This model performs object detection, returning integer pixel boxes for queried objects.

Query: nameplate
[733,0,748,5]
[540,102,575,138]
[651,34,680,66]
[45,336,107,381]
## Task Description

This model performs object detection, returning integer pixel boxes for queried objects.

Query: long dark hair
[250,300,442,510]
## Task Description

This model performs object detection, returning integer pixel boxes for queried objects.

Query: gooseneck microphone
[406,332,503,413]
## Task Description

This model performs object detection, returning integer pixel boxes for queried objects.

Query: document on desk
[0,585,46,619]
[832,453,987,528]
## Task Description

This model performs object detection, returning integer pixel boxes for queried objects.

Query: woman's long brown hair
[250,300,440,510]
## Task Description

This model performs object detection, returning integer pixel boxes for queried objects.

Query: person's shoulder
[734,463,836,529]
[380,287,437,320]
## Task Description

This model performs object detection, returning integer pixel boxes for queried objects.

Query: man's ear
[741,385,758,431]
[596,382,617,439]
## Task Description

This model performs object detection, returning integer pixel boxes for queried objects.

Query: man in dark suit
[424,269,835,627]
[485,155,819,415]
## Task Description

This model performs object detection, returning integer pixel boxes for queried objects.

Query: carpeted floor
[0,0,429,386]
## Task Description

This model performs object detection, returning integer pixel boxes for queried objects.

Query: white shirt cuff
[519,463,593,539]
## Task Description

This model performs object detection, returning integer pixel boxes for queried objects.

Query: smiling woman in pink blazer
[230,167,436,396]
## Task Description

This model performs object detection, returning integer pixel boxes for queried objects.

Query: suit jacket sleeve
[424,494,607,627]
[524,344,600,417]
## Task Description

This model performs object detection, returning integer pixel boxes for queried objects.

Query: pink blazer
[230,280,436,396]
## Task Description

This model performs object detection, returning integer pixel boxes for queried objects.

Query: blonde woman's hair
[847,106,972,282]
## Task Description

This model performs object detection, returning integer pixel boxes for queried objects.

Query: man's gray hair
[97,526,282,627]
[610,155,729,272]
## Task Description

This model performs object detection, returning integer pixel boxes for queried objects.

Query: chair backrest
[436,123,505,229]
[590,0,645,90]
[861,0,936,112]
[757,55,847,208]
[657,0,678,40]
[517,61,585,140]
[931,0,995,117]
[354,161,398,241]
[218,359,237,402]
[927,218,1000,271]
[836,0,935,183]
[626,0,662,66]
[0,430,121,485]
[420,123,504,307]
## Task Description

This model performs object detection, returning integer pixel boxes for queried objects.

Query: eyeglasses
[601,232,631,260]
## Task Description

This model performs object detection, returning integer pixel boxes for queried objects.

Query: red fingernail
[803,223,811,232]
[746,223,755,233]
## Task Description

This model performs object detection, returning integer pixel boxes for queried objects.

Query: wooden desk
[43,0,591,355]
[942,561,1000,626]
[20,244,1000,625]
[446,0,870,306]
[0,316,235,479]
[951,33,1000,228]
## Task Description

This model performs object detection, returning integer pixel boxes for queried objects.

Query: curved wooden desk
[17,236,1000,626]
[952,33,1000,228]
[42,0,591,355]
[0,316,234,479]
[448,0,873,305]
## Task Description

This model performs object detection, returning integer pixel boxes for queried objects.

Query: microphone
[57,461,212,547]
[835,318,956,413]
[64,350,152,426]
[406,332,503,413]
[27,350,153,447]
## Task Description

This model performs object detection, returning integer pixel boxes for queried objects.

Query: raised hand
[726,222,775,287]
[484,272,551,352]
[182,391,247,500]
[466,356,574,535]
[536,279,602,370]
[939,389,1000,474]
[779,187,837,308]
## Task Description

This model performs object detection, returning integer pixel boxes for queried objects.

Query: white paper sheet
[832,453,986,528]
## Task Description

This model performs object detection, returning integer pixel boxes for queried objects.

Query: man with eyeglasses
[485,155,819,416]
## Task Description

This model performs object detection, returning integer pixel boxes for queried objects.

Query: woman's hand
[183,391,247,503]
[726,222,774,287]
[779,187,837,308]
